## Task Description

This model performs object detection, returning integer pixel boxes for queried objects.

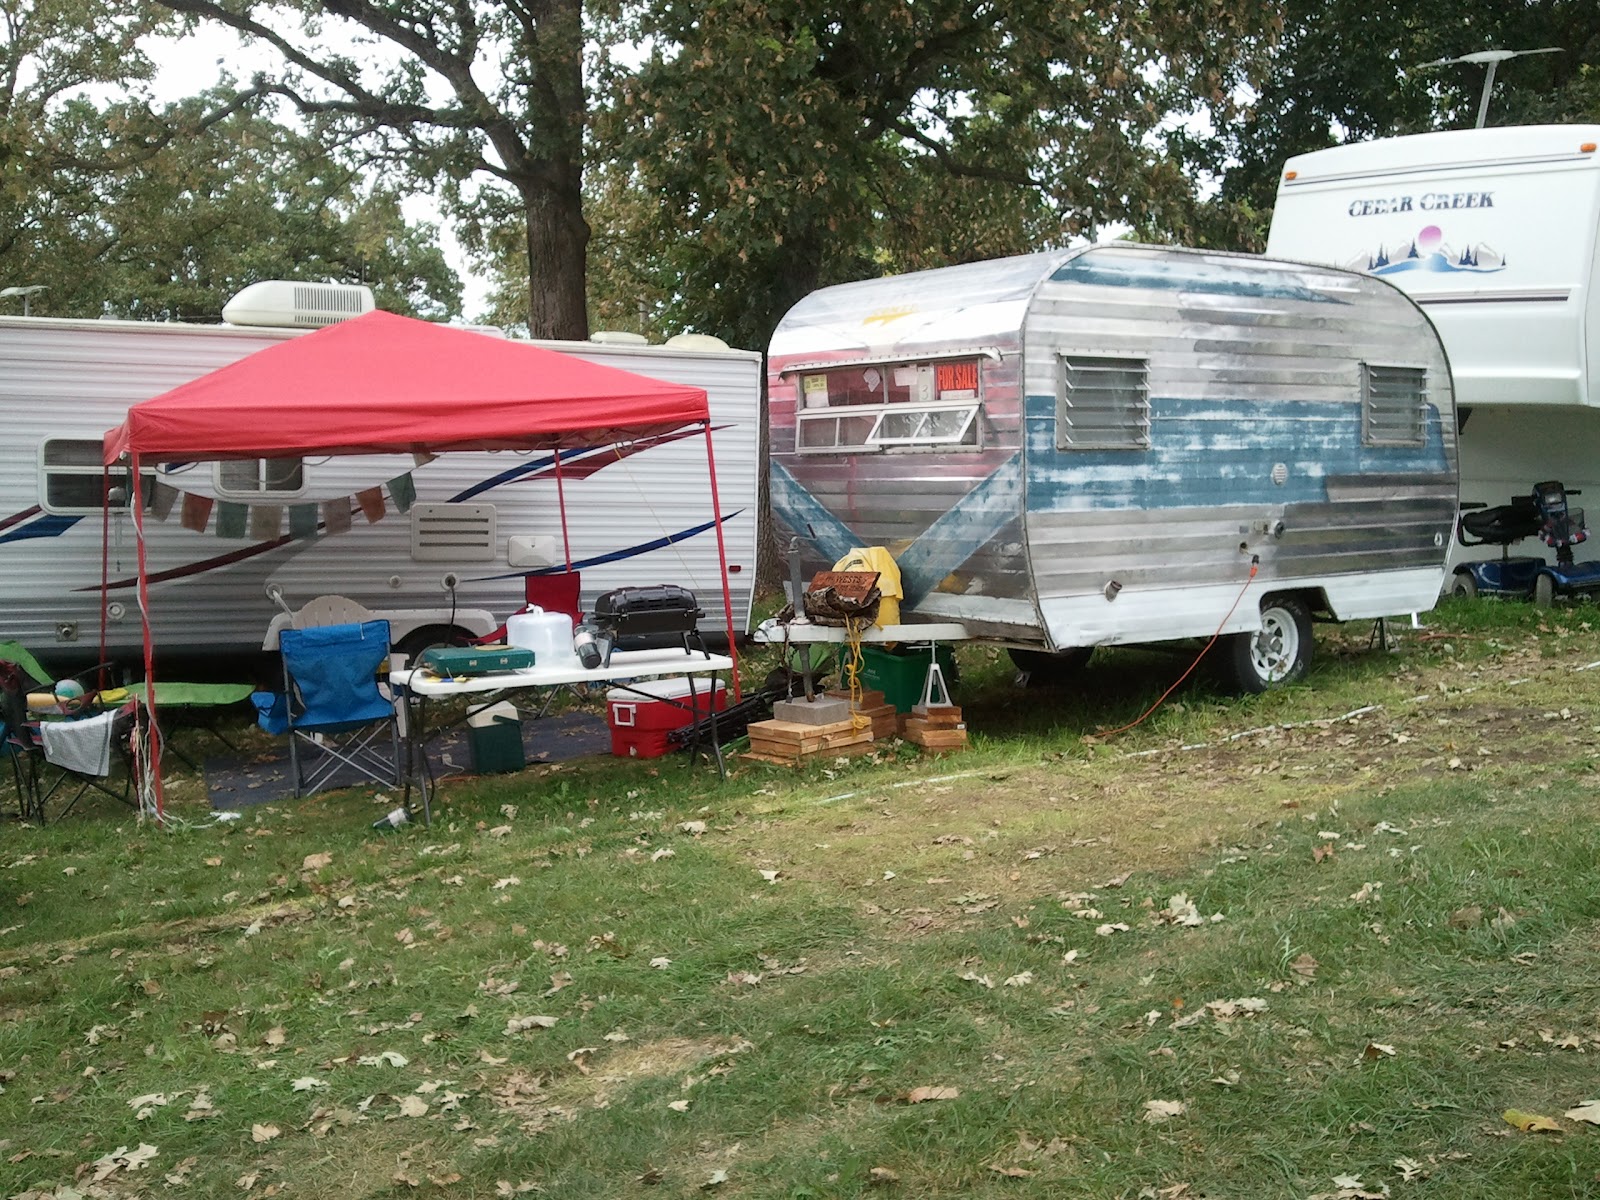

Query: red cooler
[606,677,728,758]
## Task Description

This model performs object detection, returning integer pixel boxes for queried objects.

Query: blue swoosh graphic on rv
[768,462,859,568]
[0,514,83,545]
[1052,256,1349,305]
[467,512,745,582]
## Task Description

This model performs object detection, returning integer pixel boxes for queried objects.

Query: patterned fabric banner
[356,487,386,524]
[320,498,353,536]
[386,473,416,514]
[180,493,213,533]
[150,480,179,522]
[216,501,248,540]
[249,505,282,540]
[289,504,320,540]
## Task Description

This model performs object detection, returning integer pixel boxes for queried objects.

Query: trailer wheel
[1450,571,1478,600]
[1223,596,1313,694]
[394,624,476,664]
[1534,573,1556,609]
[1008,646,1093,687]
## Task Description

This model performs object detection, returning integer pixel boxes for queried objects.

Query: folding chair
[277,620,402,798]
[0,644,132,822]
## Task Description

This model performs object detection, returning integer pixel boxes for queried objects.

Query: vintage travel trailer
[0,284,760,659]
[767,244,1459,689]
[1266,124,1600,574]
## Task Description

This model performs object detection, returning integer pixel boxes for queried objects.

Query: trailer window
[794,358,983,453]
[39,440,155,514]
[1056,356,1150,451]
[1361,364,1427,447]
[215,458,304,497]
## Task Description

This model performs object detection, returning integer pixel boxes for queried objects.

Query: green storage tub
[856,644,957,713]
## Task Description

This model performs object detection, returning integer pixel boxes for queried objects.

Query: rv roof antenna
[1418,47,1562,129]
[0,285,46,316]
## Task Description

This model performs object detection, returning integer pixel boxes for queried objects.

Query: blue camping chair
[276,620,401,798]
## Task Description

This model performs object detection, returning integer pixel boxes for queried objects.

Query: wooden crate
[746,716,875,765]
[741,739,879,767]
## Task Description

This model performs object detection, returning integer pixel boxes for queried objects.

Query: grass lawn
[6,598,1600,1198]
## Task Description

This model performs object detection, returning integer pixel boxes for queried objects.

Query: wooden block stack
[825,689,898,740]
[900,703,968,752]
[744,716,875,766]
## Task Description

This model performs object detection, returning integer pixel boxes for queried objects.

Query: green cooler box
[467,701,525,774]
[858,644,957,713]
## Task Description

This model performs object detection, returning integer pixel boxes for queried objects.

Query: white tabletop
[391,646,735,698]
[752,617,971,644]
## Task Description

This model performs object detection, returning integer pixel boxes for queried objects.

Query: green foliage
[1220,1,1600,246]
[0,0,459,319]
[579,0,1282,350]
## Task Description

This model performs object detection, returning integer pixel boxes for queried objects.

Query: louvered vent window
[293,284,368,326]
[1056,356,1150,451]
[1361,364,1427,447]
[409,503,497,562]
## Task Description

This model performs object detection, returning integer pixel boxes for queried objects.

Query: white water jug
[505,605,579,668]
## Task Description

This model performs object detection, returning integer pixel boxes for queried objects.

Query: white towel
[39,711,116,777]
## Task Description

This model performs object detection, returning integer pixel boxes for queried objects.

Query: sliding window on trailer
[791,355,987,453]
[38,440,156,514]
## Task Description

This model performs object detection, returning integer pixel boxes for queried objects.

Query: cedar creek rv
[767,243,1458,690]
[1266,124,1600,573]
[0,283,760,660]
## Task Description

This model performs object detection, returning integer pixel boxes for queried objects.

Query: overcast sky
[144,24,492,318]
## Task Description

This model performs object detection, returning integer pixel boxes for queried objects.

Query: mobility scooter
[1452,480,1600,607]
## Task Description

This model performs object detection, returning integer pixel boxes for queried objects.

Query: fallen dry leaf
[302,852,333,871]
[505,1015,558,1035]
[398,1095,428,1117]
[667,1099,691,1113]
[251,1123,280,1143]
[1363,1042,1397,1060]
[1142,1099,1187,1123]
[1503,1108,1563,1133]
[1565,1100,1600,1125]
[905,1086,960,1104]
[700,1169,728,1190]
[868,1166,900,1185]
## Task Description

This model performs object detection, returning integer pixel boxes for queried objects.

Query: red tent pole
[98,468,111,689]
[701,420,741,700]
[130,456,163,821]
[552,448,573,573]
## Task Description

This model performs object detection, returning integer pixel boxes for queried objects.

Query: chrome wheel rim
[1250,608,1300,682]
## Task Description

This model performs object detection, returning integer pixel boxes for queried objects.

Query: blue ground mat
[203,710,613,809]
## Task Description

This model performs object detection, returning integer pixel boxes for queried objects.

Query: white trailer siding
[0,318,760,657]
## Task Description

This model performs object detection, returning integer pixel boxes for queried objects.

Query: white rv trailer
[1266,125,1600,570]
[0,286,760,661]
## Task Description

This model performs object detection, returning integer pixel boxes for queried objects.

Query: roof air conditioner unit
[589,330,649,345]
[664,333,730,352]
[222,280,376,328]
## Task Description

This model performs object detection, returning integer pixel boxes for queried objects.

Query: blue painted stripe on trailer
[1049,255,1350,305]
[893,453,1023,603]
[768,462,861,568]
[1023,393,1450,512]
[0,514,82,545]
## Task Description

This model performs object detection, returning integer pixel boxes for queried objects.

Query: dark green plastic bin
[856,644,957,713]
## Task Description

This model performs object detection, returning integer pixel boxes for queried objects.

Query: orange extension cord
[1095,557,1260,739]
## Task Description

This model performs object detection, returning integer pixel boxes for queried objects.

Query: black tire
[1222,595,1313,694]
[1534,572,1556,609]
[1008,646,1093,686]
[1451,571,1478,600]
[394,624,476,664]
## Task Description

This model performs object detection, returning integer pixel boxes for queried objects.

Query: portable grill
[592,585,706,654]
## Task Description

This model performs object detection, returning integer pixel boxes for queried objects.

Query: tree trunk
[523,180,590,341]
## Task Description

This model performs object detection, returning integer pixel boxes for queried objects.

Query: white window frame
[38,439,155,515]
[794,400,982,454]
[1056,355,1151,451]
[214,457,306,499]
[1361,363,1428,448]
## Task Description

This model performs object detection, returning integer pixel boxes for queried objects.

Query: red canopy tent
[103,310,741,818]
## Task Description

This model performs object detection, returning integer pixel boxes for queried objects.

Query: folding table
[389,646,735,823]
